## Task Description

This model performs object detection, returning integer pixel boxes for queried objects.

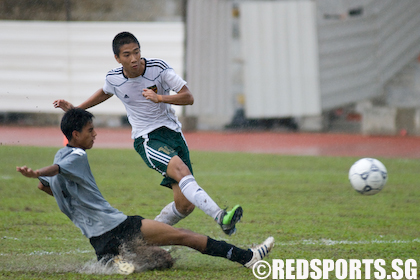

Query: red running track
[1,126,420,158]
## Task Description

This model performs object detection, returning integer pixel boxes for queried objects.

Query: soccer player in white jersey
[53,32,242,235]
[16,108,274,275]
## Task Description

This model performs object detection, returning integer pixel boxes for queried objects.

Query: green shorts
[134,126,193,188]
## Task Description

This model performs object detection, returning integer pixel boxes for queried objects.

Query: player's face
[115,42,142,77]
[74,121,97,150]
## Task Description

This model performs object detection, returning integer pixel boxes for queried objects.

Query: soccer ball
[348,158,388,195]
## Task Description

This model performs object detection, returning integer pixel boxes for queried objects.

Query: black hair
[112,31,140,56]
[61,108,94,141]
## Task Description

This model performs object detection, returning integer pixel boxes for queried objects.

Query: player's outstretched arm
[53,88,112,112]
[16,164,59,178]
[77,88,112,109]
[17,165,58,197]
[53,99,74,112]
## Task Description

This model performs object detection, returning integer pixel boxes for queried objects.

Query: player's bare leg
[166,156,223,218]
[164,156,243,235]
[141,219,207,249]
[172,183,195,215]
[154,184,195,225]
[140,219,274,266]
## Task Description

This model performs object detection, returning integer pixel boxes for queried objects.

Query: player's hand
[53,99,74,112]
[142,89,162,103]
[16,166,39,178]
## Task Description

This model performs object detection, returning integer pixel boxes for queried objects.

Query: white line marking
[275,238,420,246]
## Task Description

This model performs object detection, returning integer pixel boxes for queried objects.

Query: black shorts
[89,215,144,262]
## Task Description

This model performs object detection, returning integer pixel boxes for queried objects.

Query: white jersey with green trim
[103,58,187,139]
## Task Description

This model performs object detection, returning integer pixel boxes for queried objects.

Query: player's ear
[71,130,79,141]
[115,54,121,63]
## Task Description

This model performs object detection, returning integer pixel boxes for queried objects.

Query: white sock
[154,201,187,226]
[178,175,223,220]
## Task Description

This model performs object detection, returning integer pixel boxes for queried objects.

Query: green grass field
[1,146,419,279]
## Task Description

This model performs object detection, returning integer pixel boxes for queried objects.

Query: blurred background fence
[1,0,420,135]
[0,21,184,115]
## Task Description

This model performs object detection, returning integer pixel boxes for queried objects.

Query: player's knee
[174,196,195,216]
[173,228,193,243]
[168,157,191,179]
[178,203,195,216]
[184,204,195,215]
